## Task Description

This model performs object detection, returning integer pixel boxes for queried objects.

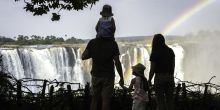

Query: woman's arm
[149,61,156,85]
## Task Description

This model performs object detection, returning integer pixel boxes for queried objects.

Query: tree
[15,0,99,21]
[65,37,84,44]
[0,36,15,45]
[17,35,29,45]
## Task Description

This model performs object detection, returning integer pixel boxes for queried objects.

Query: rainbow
[162,0,216,35]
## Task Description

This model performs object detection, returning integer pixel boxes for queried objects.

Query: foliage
[0,36,15,45]
[15,0,99,21]
[0,35,85,45]
[65,37,84,44]
[0,72,220,110]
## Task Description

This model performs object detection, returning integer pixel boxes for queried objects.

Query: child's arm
[122,78,135,92]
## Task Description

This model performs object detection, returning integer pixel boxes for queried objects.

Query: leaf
[51,13,60,21]
[15,0,100,21]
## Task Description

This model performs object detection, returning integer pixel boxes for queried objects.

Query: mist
[182,30,220,85]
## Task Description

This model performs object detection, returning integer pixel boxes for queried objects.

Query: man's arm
[122,78,134,92]
[114,55,124,87]
[81,49,90,60]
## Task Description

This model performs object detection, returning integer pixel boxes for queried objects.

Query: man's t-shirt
[85,38,120,77]
[150,47,175,74]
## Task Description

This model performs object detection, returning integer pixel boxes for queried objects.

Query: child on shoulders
[96,4,115,40]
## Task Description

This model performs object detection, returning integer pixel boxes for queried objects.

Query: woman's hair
[151,34,168,52]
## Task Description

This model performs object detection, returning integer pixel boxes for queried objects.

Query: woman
[148,34,175,110]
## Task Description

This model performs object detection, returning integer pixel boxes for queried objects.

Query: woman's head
[152,34,166,51]
[100,4,113,17]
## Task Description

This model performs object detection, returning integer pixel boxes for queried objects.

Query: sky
[0,0,220,39]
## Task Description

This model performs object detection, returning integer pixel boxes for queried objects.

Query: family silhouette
[82,4,175,110]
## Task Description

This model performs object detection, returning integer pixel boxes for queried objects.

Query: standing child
[123,63,149,110]
[96,4,116,40]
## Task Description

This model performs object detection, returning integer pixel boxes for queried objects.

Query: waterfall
[1,49,25,79]
[0,44,185,88]
[169,44,184,82]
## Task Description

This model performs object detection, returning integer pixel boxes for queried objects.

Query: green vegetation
[0,74,220,110]
[0,36,15,45]
[0,35,85,46]
[14,0,99,21]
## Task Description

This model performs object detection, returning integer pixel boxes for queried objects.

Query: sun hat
[132,63,146,77]
[100,4,114,17]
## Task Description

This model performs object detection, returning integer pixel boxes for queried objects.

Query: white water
[0,44,185,89]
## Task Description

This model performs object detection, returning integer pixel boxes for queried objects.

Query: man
[81,37,124,110]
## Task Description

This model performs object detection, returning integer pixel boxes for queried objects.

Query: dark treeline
[0,35,85,45]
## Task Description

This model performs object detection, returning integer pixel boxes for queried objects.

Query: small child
[96,4,116,40]
[122,63,149,110]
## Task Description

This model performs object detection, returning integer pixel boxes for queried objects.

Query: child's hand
[121,86,130,91]
[121,85,126,89]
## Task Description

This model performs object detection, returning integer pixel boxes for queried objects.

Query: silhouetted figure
[81,5,124,110]
[149,34,175,110]
[122,63,149,110]
[96,4,116,40]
